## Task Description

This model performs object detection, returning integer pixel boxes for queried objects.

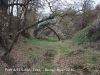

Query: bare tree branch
[3,15,55,56]
[45,0,54,13]
[8,3,26,7]
[1,0,33,7]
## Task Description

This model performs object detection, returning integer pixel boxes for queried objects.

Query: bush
[73,29,89,44]
[43,64,54,75]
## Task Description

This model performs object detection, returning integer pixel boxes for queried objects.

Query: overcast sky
[39,0,100,15]
[13,0,100,16]
[94,0,100,5]
[61,0,100,5]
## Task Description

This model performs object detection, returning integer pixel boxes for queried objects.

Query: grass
[73,23,95,44]
[86,56,97,64]
[47,37,58,42]
[25,37,84,57]
[66,34,73,39]
[25,37,58,45]
[43,64,54,75]
[25,37,41,44]
[73,28,89,44]
[20,36,100,75]
[83,51,100,65]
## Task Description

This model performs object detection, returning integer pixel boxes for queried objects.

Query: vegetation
[73,28,89,44]
[0,0,100,75]
[17,37,100,75]
[43,64,54,75]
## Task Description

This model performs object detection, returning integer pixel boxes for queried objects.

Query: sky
[40,0,100,14]
[94,0,100,5]
[42,0,100,14]
[66,0,100,5]
[13,0,100,16]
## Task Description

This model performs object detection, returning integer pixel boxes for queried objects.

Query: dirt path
[53,49,61,67]
[52,49,73,75]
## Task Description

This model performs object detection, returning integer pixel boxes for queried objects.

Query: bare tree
[0,0,9,52]
[80,0,94,28]
[0,0,54,64]
[0,0,95,66]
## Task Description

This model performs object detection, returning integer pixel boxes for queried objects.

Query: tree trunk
[0,10,9,51]
[0,0,11,63]
[0,0,8,17]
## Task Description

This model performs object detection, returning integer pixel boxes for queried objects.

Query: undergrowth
[43,64,54,75]
[82,51,100,65]
[73,28,89,44]
[26,37,58,44]
[22,35,100,75]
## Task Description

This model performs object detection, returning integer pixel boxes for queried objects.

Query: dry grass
[0,37,100,75]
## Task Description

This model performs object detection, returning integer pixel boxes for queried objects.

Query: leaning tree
[0,0,56,63]
[0,0,74,65]
[0,0,9,52]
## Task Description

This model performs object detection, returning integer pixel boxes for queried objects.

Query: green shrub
[87,56,97,64]
[73,29,89,44]
[83,55,98,64]
[43,64,54,75]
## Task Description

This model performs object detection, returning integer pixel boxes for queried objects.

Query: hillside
[0,36,100,75]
